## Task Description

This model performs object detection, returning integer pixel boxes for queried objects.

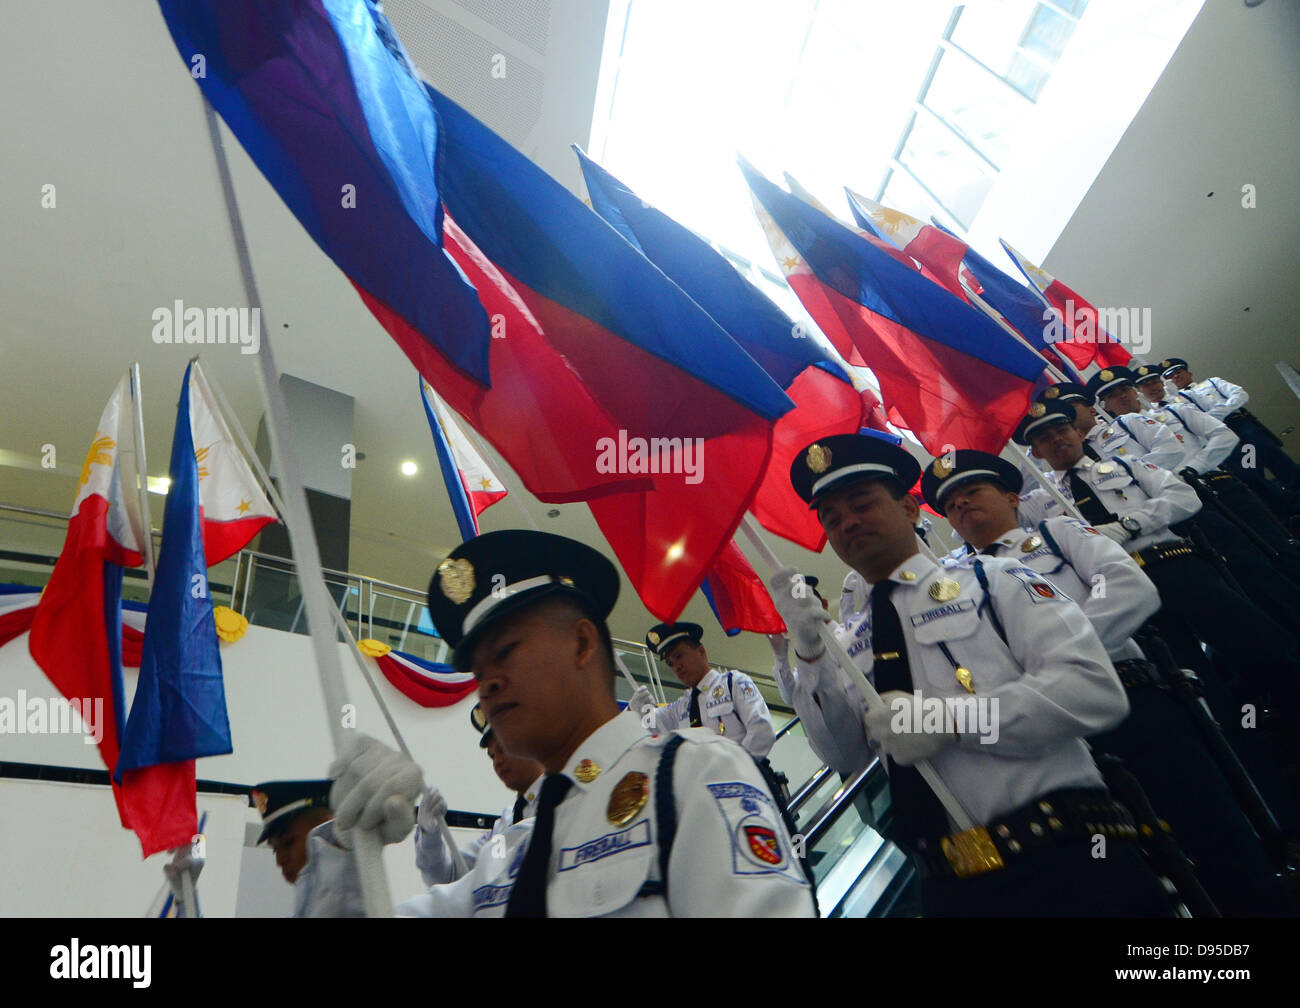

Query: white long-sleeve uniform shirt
[1176,377,1248,420]
[652,667,775,759]
[771,638,874,776]
[787,552,1127,828]
[1017,455,1202,552]
[1086,412,1186,472]
[295,712,815,917]
[413,777,542,886]
[971,517,1160,662]
[1144,400,1239,474]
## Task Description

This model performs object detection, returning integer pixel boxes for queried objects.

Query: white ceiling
[1,0,1296,679]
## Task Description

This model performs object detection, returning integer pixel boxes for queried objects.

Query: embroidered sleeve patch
[1005,566,1069,604]
[706,782,805,883]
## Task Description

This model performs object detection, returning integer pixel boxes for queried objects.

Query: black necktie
[688,687,702,727]
[512,792,528,825]
[980,543,1001,556]
[1066,468,1118,525]
[1082,442,1101,461]
[869,582,950,850]
[504,774,572,918]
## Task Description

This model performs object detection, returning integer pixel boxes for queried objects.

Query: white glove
[329,733,425,846]
[863,690,957,767]
[414,786,453,886]
[163,843,205,918]
[767,633,789,660]
[629,684,658,732]
[1093,522,1131,545]
[766,566,831,658]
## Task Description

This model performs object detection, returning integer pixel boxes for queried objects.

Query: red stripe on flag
[201,513,275,568]
[355,218,651,503]
[114,762,197,858]
[803,280,1035,455]
[754,367,863,551]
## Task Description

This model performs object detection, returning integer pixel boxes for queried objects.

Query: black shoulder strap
[1114,415,1132,438]
[653,734,687,900]
[726,670,734,695]
[971,559,1009,649]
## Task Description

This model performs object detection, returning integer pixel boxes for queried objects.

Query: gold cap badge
[932,457,954,478]
[806,443,831,474]
[1100,369,1114,381]
[252,789,268,816]
[438,557,476,604]
[1043,386,1060,399]
[928,578,960,602]
[607,772,650,826]
[646,630,660,646]
[1029,403,1046,418]
[575,759,601,784]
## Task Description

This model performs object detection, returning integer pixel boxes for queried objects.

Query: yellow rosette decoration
[357,638,392,658]
[213,605,249,643]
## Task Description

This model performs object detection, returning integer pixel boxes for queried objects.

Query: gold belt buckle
[1129,550,1145,568]
[940,825,1005,878]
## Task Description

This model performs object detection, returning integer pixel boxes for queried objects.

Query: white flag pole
[737,515,974,831]
[128,364,157,590]
[200,96,392,916]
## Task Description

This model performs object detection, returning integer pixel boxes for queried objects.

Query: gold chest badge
[606,772,650,826]
[928,577,961,602]
[1020,535,1042,553]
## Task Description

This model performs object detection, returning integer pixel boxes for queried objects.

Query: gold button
[1029,822,1044,837]
[996,824,1011,839]
[1038,801,1053,815]
[1048,816,1063,831]
[1007,840,1022,854]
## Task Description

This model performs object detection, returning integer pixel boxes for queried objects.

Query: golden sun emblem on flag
[78,434,115,491]
[868,205,914,237]
[1024,262,1051,289]
[194,443,212,480]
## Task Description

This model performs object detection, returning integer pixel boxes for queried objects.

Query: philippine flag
[29,374,145,777]
[420,378,507,542]
[188,361,277,565]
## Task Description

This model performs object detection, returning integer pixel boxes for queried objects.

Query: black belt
[1112,658,1160,690]
[914,788,1140,879]
[1129,538,1195,568]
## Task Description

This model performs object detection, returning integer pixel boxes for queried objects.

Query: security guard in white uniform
[1043,378,1185,472]
[300,530,815,918]
[768,433,1171,916]
[1141,361,1300,528]
[923,449,1298,915]
[645,622,775,759]
[412,705,543,886]
[1013,401,1300,815]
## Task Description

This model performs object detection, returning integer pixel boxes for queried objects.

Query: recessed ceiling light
[400,460,418,476]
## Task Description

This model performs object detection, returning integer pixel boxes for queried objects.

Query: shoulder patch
[1004,566,1070,604]
[1143,462,1159,470]
[706,782,806,885]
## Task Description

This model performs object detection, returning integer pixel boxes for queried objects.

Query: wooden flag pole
[737,516,974,831]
